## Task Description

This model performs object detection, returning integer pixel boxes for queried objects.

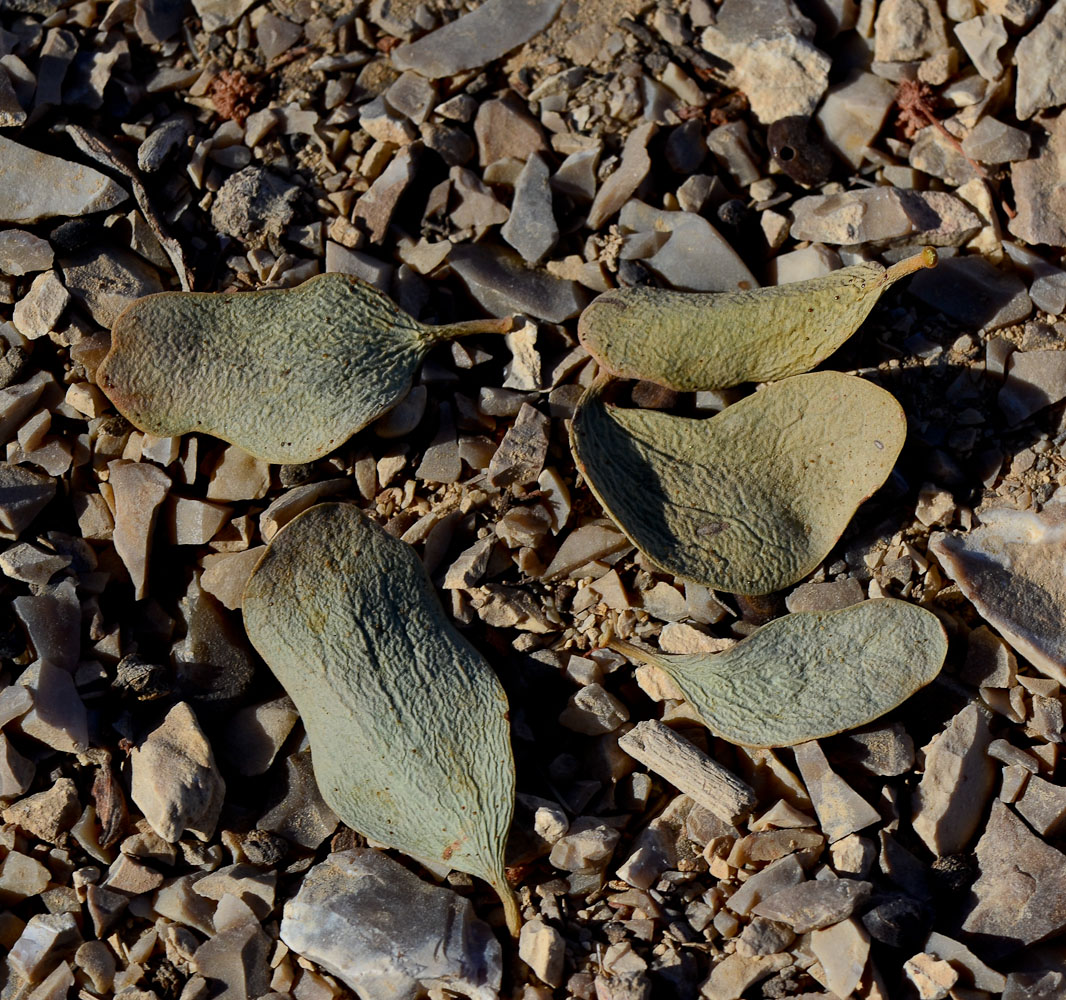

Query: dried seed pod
[612,599,947,747]
[570,371,906,595]
[242,502,519,934]
[98,274,511,464]
[578,247,936,391]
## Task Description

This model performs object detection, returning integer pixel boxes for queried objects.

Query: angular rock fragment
[997,350,1066,425]
[793,740,880,843]
[961,116,1031,164]
[617,200,756,293]
[874,0,949,61]
[726,854,806,916]
[353,145,418,244]
[16,660,88,753]
[487,403,550,488]
[790,187,980,248]
[257,749,339,849]
[810,917,869,998]
[12,271,70,341]
[130,701,225,843]
[1015,0,1066,120]
[8,913,81,982]
[474,98,548,168]
[0,230,54,276]
[924,931,1006,993]
[109,459,170,600]
[963,800,1066,956]
[908,255,1031,332]
[200,547,267,611]
[519,920,565,988]
[701,952,791,1000]
[192,920,272,999]
[282,850,502,999]
[171,574,257,703]
[500,153,558,265]
[930,505,1066,684]
[548,818,621,872]
[814,70,899,169]
[0,135,126,224]
[61,247,163,328]
[0,733,34,798]
[2,776,79,843]
[210,166,300,250]
[753,878,872,933]
[911,704,995,855]
[14,578,80,671]
[700,0,829,123]
[587,123,656,231]
[391,0,565,79]
[0,462,56,538]
[449,244,587,322]
[1015,774,1066,837]
[1009,113,1066,247]
[219,695,299,776]
[954,14,1008,82]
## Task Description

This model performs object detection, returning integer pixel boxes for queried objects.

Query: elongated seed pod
[578,247,937,391]
[242,502,520,935]
[98,273,511,464]
[610,599,947,747]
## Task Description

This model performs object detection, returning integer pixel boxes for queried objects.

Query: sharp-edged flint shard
[391,0,565,79]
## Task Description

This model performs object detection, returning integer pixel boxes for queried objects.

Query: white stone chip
[281,849,502,999]
[519,920,565,988]
[130,701,225,843]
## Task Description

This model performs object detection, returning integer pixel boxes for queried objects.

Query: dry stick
[618,719,757,826]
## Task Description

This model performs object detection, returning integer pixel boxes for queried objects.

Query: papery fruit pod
[578,247,937,391]
[242,502,520,935]
[98,273,511,464]
[611,599,947,747]
[570,371,907,595]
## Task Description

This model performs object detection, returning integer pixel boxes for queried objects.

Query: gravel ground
[3,1,1066,998]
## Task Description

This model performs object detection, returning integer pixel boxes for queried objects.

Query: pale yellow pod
[242,502,520,935]
[578,247,937,391]
[98,274,510,464]
[570,371,907,595]
[611,599,947,747]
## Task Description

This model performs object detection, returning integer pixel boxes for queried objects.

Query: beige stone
[108,459,170,600]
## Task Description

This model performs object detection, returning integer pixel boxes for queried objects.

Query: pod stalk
[878,246,938,288]
[425,316,514,344]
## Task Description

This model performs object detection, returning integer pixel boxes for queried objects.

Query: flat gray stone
[961,116,1032,164]
[191,0,255,32]
[282,849,502,1000]
[501,153,558,265]
[391,0,564,79]
[353,144,418,244]
[61,247,163,328]
[953,14,1008,81]
[618,200,757,292]
[997,348,1066,424]
[1009,113,1066,247]
[0,68,24,128]
[1016,0,1066,120]
[753,879,873,933]
[1003,242,1066,315]
[0,230,54,276]
[908,255,1031,331]
[449,243,587,322]
[816,69,898,169]
[0,462,56,538]
[963,799,1066,957]
[0,135,126,224]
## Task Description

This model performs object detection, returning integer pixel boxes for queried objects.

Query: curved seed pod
[570,372,906,595]
[97,274,511,464]
[612,599,947,747]
[578,247,937,391]
[241,502,520,935]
